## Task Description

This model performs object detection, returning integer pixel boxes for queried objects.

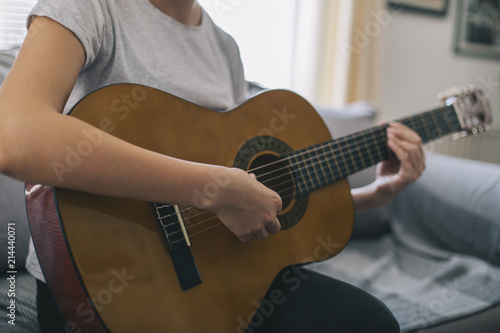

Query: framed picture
[454,0,500,59]
[388,0,448,15]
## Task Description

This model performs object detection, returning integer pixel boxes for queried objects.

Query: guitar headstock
[438,86,493,139]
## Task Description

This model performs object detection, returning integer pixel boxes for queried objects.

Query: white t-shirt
[26,0,248,281]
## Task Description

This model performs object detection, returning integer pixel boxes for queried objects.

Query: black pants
[37,267,399,333]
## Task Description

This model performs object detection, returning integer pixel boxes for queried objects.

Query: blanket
[307,154,500,332]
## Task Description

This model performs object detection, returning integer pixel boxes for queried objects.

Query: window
[0,0,36,50]
[198,0,298,90]
[0,0,300,90]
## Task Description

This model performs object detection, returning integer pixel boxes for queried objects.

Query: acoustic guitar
[26,84,491,332]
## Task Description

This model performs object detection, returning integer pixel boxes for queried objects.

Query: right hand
[205,167,282,242]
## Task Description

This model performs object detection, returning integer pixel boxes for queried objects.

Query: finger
[387,137,410,164]
[387,140,415,177]
[388,133,422,158]
[239,234,252,243]
[387,122,422,145]
[388,140,424,180]
[266,217,281,234]
[389,137,425,171]
[254,228,269,241]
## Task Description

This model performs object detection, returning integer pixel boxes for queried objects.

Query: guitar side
[27,84,354,332]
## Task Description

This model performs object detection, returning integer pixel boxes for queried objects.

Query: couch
[1,46,500,332]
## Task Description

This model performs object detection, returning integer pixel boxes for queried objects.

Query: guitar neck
[286,104,461,196]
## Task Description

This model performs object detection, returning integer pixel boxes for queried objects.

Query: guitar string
[236,107,456,177]
[235,110,457,190]
[159,107,460,233]
[159,116,459,240]
[168,144,458,240]
[160,127,394,227]
[157,113,457,228]
[183,132,423,238]
[160,113,459,238]
[157,126,390,220]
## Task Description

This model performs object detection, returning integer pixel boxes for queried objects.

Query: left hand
[374,122,426,201]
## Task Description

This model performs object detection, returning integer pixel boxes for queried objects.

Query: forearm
[1,108,220,208]
[1,103,282,242]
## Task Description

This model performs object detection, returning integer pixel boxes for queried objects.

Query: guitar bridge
[153,202,202,291]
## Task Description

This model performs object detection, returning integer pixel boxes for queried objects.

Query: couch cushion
[307,153,500,332]
[0,47,30,271]
[0,174,30,271]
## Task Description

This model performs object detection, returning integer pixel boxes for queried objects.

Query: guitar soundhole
[249,154,295,209]
[233,136,309,230]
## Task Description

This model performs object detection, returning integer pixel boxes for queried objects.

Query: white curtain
[290,0,385,107]
[0,0,37,50]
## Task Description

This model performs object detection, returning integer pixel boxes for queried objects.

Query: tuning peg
[438,86,460,103]
[452,131,469,140]
[459,85,476,96]
[477,125,488,133]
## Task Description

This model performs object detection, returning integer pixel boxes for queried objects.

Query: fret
[445,106,462,131]
[352,135,371,170]
[345,137,360,173]
[301,151,317,191]
[369,127,385,162]
[289,155,305,194]
[423,113,437,138]
[359,131,375,165]
[289,154,307,195]
[317,151,332,186]
[325,142,344,181]
[347,138,366,172]
[378,125,393,159]
[405,116,422,140]
[437,113,450,136]
[418,113,433,141]
[367,128,385,163]
[442,107,454,132]
[318,145,337,183]
[336,140,352,178]
[430,111,443,137]
[305,149,324,189]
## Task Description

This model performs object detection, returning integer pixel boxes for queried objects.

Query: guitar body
[26,84,354,332]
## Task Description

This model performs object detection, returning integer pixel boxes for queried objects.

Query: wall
[378,0,500,163]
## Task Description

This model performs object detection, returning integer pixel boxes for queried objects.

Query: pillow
[0,175,30,271]
[0,47,19,82]
[0,46,29,271]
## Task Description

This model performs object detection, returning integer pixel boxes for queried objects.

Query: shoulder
[201,9,240,53]
[28,0,114,69]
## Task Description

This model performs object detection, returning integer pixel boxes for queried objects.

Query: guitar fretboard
[285,105,461,196]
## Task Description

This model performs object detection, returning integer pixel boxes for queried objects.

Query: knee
[361,296,400,333]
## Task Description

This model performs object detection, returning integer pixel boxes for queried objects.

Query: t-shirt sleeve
[27,0,110,70]
[213,27,249,104]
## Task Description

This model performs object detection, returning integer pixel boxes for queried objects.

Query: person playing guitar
[0,1,426,332]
